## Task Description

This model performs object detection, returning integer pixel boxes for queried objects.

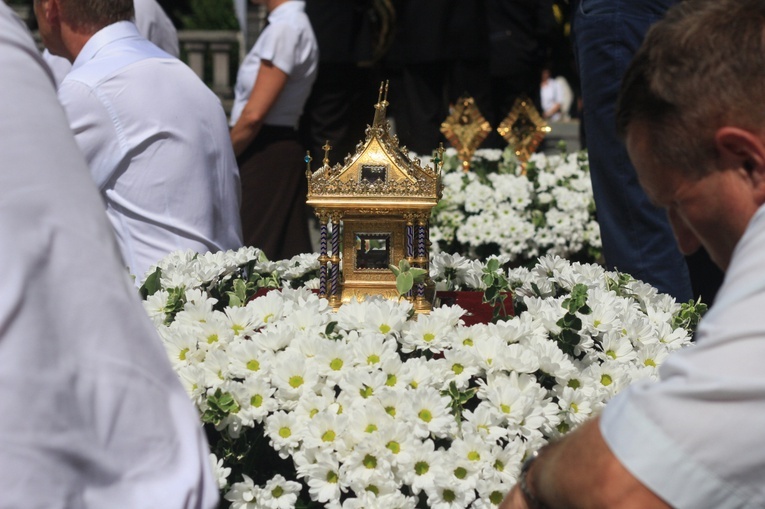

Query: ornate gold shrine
[440,96,492,172]
[306,82,443,312]
[497,95,551,171]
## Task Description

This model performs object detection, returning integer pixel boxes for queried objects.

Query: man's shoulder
[65,37,180,89]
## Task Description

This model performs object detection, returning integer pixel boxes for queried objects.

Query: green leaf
[389,264,401,276]
[409,268,427,281]
[139,267,162,299]
[396,271,414,296]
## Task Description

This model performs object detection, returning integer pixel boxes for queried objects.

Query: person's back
[0,4,218,507]
[134,0,179,57]
[53,16,242,282]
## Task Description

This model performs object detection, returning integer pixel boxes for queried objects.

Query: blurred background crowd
[9,0,581,159]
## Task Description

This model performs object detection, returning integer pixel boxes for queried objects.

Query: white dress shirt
[601,205,765,508]
[43,0,179,85]
[0,4,218,508]
[134,0,179,57]
[229,0,318,128]
[58,21,243,282]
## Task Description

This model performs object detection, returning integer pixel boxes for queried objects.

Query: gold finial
[322,140,332,167]
[439,95,491,172]
[304,151,312,177]
[373,80,390,127]
[433,143,445,171]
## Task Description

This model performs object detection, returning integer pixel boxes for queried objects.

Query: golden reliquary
[306,82,443,312]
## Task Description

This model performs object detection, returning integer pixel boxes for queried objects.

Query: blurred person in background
[230,0,318,260]
[0,4,218,507]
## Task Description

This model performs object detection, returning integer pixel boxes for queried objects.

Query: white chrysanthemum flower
[224,474,261,509]
[196,314,236,353]
[484,439,525,485]
[209,453,231,490]
[479,379,530,429]
[297,454,346,504]
[175,364,208,405]
[341,399,394,448]
[238,375,278,423]
[302,409,348,452]
[259,474,302,509]
[474,477,513,508]
[246,291,287,328]
[339,367,389,402]
[462,403,507,443]
[160,325,201,367]
[402,386,457,439]
[449,435,492,473]
[441,348,481,390]
[350,332,400,370]
[374,420,416,468]
[600,331,638,363]
[656,321,693,350]
[557,386,595,428]
[143,289,171,326]
[265,410,304,459]
[271,349,320,403]
[531,338,578,381]
[635,342,671,370]
[293,386,338,421]
[400,313,454,353]
[398,438,445,494]
[225,305,260,338]
[339,441,396,493]
[362,297,412,337]
[430,252,474,290]
[426,478,477,509]
[398,356,445,390]
[313,338,356,383]
[254,322,294,352]
[341,490,417,509]
[228,338,274,379]
[442,453,480,495]
[200,349,231,389]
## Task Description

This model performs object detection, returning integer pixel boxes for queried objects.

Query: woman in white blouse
[230,0,318,260]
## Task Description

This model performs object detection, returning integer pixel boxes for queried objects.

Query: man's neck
[58,23,98,63]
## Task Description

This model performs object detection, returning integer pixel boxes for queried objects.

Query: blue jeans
[573,0,693,301]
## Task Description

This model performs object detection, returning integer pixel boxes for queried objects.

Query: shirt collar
[267,1,305,24]
[72,21,141,71]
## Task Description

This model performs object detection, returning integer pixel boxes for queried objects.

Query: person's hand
[498,484,531,509]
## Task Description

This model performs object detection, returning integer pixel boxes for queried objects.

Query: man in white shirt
[500,0,765,507]
[0,3,218,507]
[35,0,243,283]
[43,0,179,85]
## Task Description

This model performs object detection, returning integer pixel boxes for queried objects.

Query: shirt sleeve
[600,208,765,509]
[256,24,300,76]
[58,79,127,191]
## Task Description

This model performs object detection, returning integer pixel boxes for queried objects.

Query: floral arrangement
[425,147,602,266]
[141,247,703,509]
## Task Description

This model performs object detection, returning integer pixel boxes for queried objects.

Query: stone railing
[179,30,241,114]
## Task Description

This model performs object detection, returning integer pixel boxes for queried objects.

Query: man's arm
[500,417,671,509]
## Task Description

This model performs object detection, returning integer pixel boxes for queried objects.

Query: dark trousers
[574,0,695,301]
[237,126,313,260]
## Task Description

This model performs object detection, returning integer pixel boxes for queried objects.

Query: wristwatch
[519,449,548,509]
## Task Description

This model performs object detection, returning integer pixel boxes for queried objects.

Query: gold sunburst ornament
[440,96,491,172]
[497,96,551,172]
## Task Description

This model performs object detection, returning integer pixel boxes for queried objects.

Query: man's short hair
[616,0,765,177]
[59,0,134,33]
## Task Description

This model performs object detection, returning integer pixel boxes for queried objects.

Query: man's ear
[714,126,765,192]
